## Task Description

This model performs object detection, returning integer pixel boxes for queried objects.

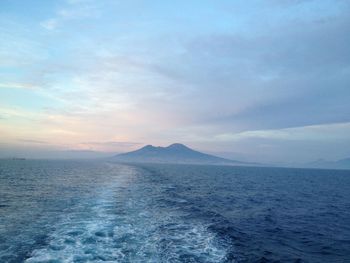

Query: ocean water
[0,160,349,262]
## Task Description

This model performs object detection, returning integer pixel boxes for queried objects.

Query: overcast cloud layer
[0,0,349,163]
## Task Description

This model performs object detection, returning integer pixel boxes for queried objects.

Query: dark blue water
[0,160,349,262]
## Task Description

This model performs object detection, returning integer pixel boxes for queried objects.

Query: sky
[0,0,349,163]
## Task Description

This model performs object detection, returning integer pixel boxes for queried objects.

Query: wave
[25,164,229,262]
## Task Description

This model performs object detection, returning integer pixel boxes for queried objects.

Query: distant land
[112,143,254,165]
[112,143,350,170]
[303,158,350,170]
[1,144,349,170]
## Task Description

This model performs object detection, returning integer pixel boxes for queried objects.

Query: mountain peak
[166,143,189,149]
[112,143,246,165]
[141,144,155,149]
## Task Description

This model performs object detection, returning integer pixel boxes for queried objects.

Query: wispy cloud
[40,0,100,30]
[40,19,58,30]
[80,141,141,147]
[17,139,48,144]
[0,82,37,90]
[77,141,142,152]
[214,122,350,142]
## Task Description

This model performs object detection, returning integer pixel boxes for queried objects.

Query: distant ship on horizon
[11,157,26,160]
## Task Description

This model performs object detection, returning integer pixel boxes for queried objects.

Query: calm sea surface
[0,160,349,262]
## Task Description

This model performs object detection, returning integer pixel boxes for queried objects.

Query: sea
[0,160,349,263]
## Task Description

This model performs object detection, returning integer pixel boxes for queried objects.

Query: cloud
[0,82,37,90]
[80,141,141,147]
[0,20,48,67]
[214,122,350,142]
[0,106,42,119]
[1,0,350,162]
[40,19,58,30]
[17,139,48,144]
[13,2,350,156]
[77,141,142,152]
[40,0,100,30]
[151,8,350,131]
[23,0,350,135]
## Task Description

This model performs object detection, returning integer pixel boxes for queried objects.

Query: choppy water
[0,160,349,262]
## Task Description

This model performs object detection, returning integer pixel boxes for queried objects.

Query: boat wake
[25,164,228,262]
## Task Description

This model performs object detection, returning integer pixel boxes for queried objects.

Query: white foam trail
[25,164,228,263]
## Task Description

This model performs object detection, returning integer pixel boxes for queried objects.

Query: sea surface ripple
[0,160,349,262]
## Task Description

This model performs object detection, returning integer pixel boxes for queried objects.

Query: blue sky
[0,0,349,162]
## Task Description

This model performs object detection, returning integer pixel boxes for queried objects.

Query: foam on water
[3,161,348,262]
[24,164,228,263]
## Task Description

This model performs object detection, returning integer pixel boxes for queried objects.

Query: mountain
[112,143,248,165]
[305,158,350,170]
